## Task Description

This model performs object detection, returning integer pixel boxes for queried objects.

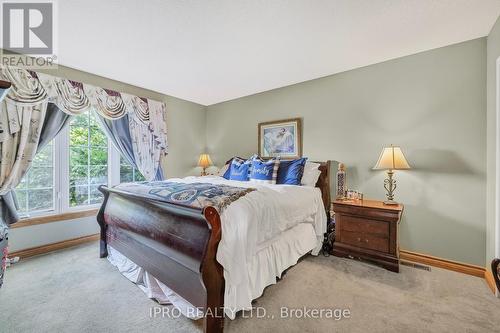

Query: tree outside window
[69,111,108,207]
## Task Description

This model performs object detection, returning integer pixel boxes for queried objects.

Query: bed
[97,160,331,333]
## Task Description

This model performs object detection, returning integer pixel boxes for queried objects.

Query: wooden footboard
[97,186,225,333]
[97,161,332,332]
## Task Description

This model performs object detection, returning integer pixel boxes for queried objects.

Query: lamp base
[383,200,399,206]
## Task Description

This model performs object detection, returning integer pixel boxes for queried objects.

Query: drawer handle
[357,237,361,242]
[365,239,369,243]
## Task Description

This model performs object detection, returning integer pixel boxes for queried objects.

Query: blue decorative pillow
[277,158,307,185]
[228,157,252,181]
[222,165,231,179]
[249,156,280,184]
[222,158,235,179]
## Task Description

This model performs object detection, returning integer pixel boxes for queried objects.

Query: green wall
[207,38,487,266]
[486,16,500,269]
[8,36,494,266]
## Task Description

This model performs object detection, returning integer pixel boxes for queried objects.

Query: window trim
[15,110,126,225]
[58,122,69,213]
[11,208,99,229]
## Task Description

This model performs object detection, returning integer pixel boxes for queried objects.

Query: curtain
[0,100,48,225]
[38,103,71,152]
[97,114,135,167]
[98,112,164,181]
[122,94,167,181]
[84,85,127,119]
[4,103,72,224]
[38,69,168,181]
[128,112,163,181]
[0,68,49,226]
[0,64,169,226]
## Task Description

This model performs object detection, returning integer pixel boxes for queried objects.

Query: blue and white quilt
[115,181,255,213]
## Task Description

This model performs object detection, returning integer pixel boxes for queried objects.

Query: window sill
[10,209,99,229]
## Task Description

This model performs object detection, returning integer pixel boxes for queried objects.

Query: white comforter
[168,176,327,317]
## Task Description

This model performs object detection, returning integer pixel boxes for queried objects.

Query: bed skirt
[107,222,318,319]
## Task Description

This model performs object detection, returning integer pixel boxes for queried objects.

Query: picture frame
[258,118,302,159]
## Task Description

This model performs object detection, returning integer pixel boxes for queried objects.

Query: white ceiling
[59,0,500,106]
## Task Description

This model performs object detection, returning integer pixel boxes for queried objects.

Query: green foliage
[120,158,145,183]
[69,112,108,207]
[16,110,145,213]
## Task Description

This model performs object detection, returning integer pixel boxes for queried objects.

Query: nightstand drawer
[341,231,389,253]
[332,199,403,272]
[340,215,389,236]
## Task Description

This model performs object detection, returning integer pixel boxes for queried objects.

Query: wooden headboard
[223,158,331,216]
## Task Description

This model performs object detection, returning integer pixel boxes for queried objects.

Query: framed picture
[258,118,302,159]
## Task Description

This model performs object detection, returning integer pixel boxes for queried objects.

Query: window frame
[15,141,57,218]
[17,110,125,219]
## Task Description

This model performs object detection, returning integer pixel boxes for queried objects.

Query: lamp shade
[373,145,411,170]
[198,153,213,169]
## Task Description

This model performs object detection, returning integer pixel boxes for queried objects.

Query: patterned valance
[0,65,168,155]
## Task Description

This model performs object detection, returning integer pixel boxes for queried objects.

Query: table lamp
[198,153,213,176]
[373,145,411,205]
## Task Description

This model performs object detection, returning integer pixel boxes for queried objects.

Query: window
[69,111,108,207]
[14,109,142,218]
[120,156,145,183]
[14,142,55,214]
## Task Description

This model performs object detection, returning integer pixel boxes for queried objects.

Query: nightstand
[332,199,403,272]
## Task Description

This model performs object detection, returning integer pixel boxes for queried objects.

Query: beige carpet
[1,242,499,333]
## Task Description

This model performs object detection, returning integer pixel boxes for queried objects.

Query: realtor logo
[1,1,57,68]
[2,2,53,54]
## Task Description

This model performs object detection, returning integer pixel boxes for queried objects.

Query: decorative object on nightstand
[198,153,213,176]
[332,199,403,272]
[373,145,411,205]
[336,163,346,199]
[346,189,363,201]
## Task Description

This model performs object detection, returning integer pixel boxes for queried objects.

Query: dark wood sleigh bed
[97,161,331,333]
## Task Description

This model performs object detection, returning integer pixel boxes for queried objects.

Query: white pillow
[301,169,321,187]
[304,161,320,172]
[218,163,229,177]
[301,162,321,187]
